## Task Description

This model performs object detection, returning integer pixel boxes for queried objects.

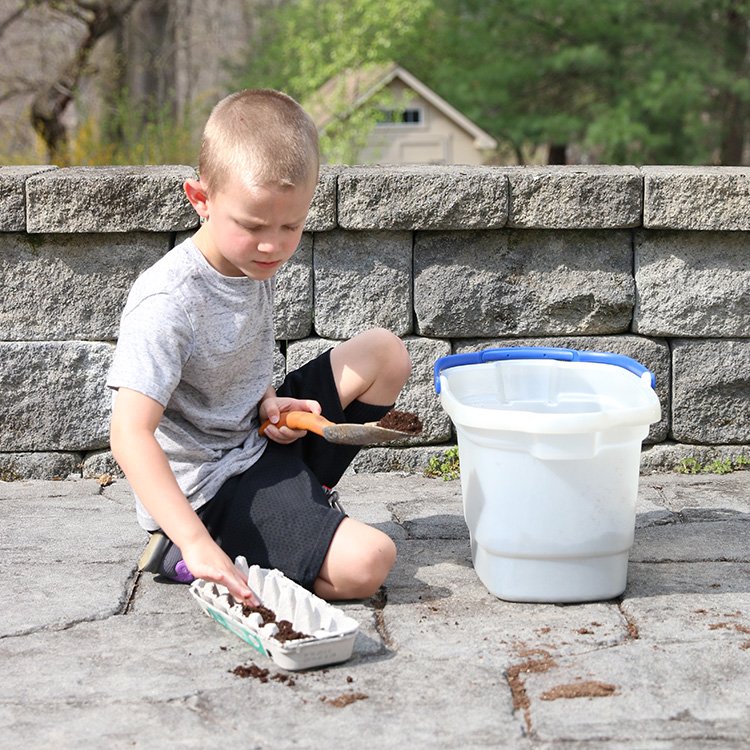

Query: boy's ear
[184,178,210,220]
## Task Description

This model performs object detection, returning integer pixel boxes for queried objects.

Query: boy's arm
[110,387,256,602]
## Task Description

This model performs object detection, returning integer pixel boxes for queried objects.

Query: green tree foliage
[232,0,431,98]
[233,0,750,165]
[230,0,432,162]
[409,0,750,164]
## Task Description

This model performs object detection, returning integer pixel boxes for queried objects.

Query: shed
[307,62,497,165]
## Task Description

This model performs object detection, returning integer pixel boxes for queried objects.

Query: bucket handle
[434,347,656,393]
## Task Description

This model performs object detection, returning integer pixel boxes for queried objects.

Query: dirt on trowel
[376,409,423,434]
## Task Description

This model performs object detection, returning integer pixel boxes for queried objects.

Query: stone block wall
[0,164,748,480]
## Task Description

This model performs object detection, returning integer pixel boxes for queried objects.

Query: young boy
[108,89,411,604]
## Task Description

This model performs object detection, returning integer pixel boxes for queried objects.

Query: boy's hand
[182,537,260,605]
[260,396,321,444]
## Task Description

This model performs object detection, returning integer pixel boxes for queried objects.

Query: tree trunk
[547,143,567,165]
[123,0,177,119]
[30,0,141,163]
[719,2,749,165]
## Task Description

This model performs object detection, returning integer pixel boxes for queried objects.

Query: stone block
[398,336,452,444]
[0,452,82,481]
[0,166,56,231]
[274,233,312,340]
[313,230,413,338]
[285,337,334,372]
[507,165,642,228]
[305,167,337,230]
[172,230,194,246]
[672,339,750,444]
[634,230,750,337]
[81,450,124,480]
[351,445,451,474]
[337,166,508,230]
[0,342,114,451]
[271,345,286,389]
[453,335,670,442]
[26,166,198,233]
[0,232,170,341]
[643,166,750,230]
[414,229,634,337]
[641,442,750,474]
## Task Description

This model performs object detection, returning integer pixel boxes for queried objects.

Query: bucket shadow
[375,512,470,542]
[378,507,750,602]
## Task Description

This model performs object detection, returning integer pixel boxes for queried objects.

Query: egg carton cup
[189,557,360,670]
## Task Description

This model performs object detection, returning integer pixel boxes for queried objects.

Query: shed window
[377,108,423,126]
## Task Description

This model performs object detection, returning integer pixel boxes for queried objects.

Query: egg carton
[189,557,360,670]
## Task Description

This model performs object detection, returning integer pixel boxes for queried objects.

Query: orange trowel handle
[258,410,333,438]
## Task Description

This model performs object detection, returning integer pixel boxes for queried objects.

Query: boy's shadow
[372,514,474,605]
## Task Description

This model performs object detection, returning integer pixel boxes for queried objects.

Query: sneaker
[137,531,195,583]
[172,560,195,584]
[137,530,170,573]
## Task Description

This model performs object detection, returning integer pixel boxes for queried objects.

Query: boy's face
[188,174,316,280]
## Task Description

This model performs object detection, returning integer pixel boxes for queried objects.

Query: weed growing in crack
[425,446,460,481]
[676,454,750,475]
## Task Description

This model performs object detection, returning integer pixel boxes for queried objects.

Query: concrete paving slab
[1,470,749,748]
[525,640,750,745]
[640,473,750,513]
[0,481,142,636]
[632,514,750,562]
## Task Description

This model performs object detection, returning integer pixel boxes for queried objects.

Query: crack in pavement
[0,568,140,640]
[368,585,395,651]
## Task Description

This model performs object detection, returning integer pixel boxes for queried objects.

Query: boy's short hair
[199,89,319,194]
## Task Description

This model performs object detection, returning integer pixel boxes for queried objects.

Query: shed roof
[306,62,497,150]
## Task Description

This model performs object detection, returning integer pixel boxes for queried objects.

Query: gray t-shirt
[107,237,274,530]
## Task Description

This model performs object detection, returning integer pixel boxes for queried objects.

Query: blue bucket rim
[434,347,656,394]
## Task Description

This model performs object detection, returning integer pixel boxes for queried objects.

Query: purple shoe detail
[173,560,195,583]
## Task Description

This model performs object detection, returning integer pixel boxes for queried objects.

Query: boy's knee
[347,533,397,598]
[367,328,412,387]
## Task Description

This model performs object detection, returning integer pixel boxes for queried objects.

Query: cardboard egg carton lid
[190,557,360,670]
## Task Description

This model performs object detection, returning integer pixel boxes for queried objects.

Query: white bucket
[435,347,661,603]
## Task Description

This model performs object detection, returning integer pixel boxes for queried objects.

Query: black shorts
[197,348,392,590]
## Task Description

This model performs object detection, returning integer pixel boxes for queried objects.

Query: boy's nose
[257,237,279,254]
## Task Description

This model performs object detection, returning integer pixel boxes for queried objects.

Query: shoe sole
[137,531,170,573]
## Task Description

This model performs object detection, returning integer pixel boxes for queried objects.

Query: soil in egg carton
[238,600,309,642]
[376,409,422,433]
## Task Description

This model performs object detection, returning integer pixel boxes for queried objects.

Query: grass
[0,467,21,482]
[425,446,460,481]
[425,448,750,480]
[675,454,750,475]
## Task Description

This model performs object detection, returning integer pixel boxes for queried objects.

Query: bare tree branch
[30,0,142,161]
[0,3,30,39]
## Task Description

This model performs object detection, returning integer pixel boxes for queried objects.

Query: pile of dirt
[231,663,296,687]
[377,409,422,434]
[320,692,368,707]
[540,681,617,700]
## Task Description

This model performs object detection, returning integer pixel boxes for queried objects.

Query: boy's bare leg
[314,518,397,600]
[315,328,410,599]
[328,327,411,409]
